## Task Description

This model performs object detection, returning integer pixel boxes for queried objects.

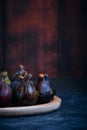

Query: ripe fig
[36,74,55,104]
[13,74,38,106]
[0,81,12,107]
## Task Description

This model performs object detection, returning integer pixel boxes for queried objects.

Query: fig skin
[36,73,56,104]
[20,90,38,106]
[12,75,38,106]
[0,81,12,107]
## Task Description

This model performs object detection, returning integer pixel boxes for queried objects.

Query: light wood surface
[0,96,62,117]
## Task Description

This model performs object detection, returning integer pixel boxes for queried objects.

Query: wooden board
[0,96,62,117]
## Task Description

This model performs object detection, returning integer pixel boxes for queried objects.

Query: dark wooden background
[0,0,87,78]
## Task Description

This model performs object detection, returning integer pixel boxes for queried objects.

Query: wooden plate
[0,96,62,117]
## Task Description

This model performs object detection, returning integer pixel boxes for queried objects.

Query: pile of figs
[0,65,55,107]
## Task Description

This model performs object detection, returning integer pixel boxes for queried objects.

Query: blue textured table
[0,79,87,130]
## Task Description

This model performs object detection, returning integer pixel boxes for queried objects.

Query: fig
[36,73,55,104]
[0,71,11,85]
[11,76,23,105]
[11,65,27,81]
[0,81,12,107]
[13,74,38,106]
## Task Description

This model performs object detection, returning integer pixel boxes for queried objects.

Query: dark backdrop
[0,0,87,78]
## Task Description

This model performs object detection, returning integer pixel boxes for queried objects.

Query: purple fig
[13,74,38,106]
[36,73,55,104]
[0,81,12,107]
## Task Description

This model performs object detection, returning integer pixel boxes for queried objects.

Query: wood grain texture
[0,0,87,78]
